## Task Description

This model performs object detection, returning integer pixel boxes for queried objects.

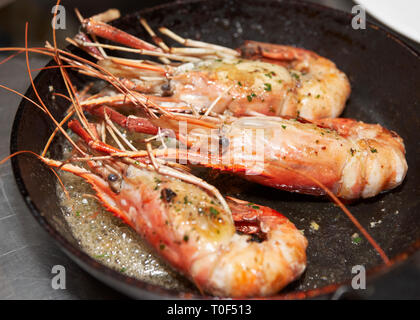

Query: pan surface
[10,0,420,299]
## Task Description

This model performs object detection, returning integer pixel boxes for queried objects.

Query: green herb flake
[184,196,190,204]
[247,203,260,210]
[281,125,287,129]
[120,267,127,273]
[75,211,81,217]
[159,244,166,250]
[370,148,378,153]
[264,83,272,92]
[352,237,362,245]
[237,81,242,86]
[209,207,219,217]
[183,235,189,242]
[278,80,283,84]
[350,148,356,156]
[154,177,162,184]
[264,71,275,78]
[316,94,321,99]
[291,72,300,81]
[247,95,253,102]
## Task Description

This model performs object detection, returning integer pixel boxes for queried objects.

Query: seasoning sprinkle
[209,207,219,217]
[264,83,272,92]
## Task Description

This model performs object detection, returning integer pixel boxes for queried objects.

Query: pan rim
[9,0,420,300]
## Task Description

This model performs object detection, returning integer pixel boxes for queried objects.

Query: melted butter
[58,169,195,292]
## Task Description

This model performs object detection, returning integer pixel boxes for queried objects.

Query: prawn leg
[85,105,159,136]
[82,18,159,52]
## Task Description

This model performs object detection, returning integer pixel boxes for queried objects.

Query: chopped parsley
[264,83,272,92]
[291,72,300,81]
[281,125,287,129]
[370,148,378,153]
[209,207,219,217]
[183,235,189,242]
[247,92,257,102]
[237,81,242,86]
[247,203,260,210]
[352,237,362,245]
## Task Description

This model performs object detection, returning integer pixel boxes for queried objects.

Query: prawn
[41,119,308,297]
[70,10,350,120]
[83,104,407,200]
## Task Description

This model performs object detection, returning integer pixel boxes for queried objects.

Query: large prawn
[81,100,407,200]
[69,9,350,120]
[37,119,308,297]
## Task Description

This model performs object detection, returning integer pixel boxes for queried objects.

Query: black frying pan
[10,0,420,299]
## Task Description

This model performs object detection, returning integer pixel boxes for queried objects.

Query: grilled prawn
[71,11,350,120]
[41,120,307,297]
[85,105,407,200]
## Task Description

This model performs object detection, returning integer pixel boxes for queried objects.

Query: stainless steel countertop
[0,0,418,299]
